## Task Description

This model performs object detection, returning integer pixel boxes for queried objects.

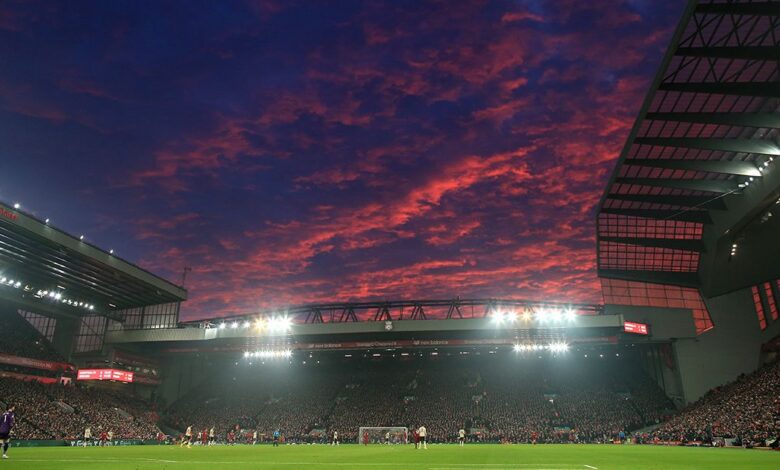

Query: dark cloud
[0,0,684,319]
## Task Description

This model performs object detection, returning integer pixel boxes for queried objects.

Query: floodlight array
[491,307,577,325]
[215,315,292,334]
[243,350,293,359]
[0,275,96,311]
[512,342,569,353]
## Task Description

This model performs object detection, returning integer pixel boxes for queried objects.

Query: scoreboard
[77,368,134,383]
[623,321,649,335]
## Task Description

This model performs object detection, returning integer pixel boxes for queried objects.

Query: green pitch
[2,444,778,469]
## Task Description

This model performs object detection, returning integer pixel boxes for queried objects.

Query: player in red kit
[531,431,538,445]
[363,430,369,446]
[201,429,208,446]
[413,429,419,449]
[99,430,108,447]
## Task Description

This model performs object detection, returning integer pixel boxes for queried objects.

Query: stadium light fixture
[245,349,293,359]
[231,321,238,329]
[79,235,84,241]
[536,308,549,323]
[521,309,532,322]
[550,309,563,323]
[268,315,292,333]
[13,203,20,209]
[547,342,569,353]
[109,249,114,254]
[491,309,516,325]
[45,218,50,224]
[513,344,522,352]
[218,323,226,329]
[564,309,576,322]
[242,321,250,328]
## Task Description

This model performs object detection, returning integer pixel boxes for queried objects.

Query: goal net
[358,427,408,444]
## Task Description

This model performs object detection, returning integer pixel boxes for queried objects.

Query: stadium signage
[77,368,134,383]
[623,321,649,335]
[0,206,18,222]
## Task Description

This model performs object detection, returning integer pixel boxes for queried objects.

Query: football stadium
[0,0,779,469]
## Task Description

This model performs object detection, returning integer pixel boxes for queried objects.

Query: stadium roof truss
[182,298,604,327]
[596,0,780,334]
[0,201,187,319]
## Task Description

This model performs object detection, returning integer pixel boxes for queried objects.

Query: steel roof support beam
[675,46,780,61]
[624,158,761,176]
[600,208,712,223]
[658,82,780,98]
[598,269,700,288]
[645,112,780,129]
[695,3,780,16]
[606,194,727,209]
[600,236,705,252]
[634,137,780,156]
[614,177,738,194]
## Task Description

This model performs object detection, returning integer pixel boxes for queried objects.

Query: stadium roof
[598,0,780,287]
[0,200,187,317]
[596,0,780,333]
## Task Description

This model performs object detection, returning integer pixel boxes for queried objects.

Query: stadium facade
[0,0,778,445]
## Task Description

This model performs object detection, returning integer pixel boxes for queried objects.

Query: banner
[0,353,74,372]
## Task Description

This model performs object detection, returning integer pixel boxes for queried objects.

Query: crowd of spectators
[651,360,780,446]
[0,377,161,440]
[164,355,673,443]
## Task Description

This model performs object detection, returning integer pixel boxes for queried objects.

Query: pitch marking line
[584,466,598,469]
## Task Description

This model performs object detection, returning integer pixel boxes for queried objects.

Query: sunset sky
[0,0,685,320]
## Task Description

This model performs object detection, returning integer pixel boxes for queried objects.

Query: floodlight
[218,323,226,329]
[550,309,562,323]
[268,315,292,332]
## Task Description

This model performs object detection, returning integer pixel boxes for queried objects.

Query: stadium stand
[0,377,161,440]
[163,356,674,443]
[651,360,780,447]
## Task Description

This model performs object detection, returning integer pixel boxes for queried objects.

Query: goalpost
[358,427,408,444]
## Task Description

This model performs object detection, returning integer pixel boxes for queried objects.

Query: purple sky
[0,0,685,320]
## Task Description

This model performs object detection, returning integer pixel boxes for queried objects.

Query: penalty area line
[584,465,598,469]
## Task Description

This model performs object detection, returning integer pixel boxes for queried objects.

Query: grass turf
[1,444,778,469]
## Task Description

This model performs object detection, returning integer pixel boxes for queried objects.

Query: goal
[358,427,408,444]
